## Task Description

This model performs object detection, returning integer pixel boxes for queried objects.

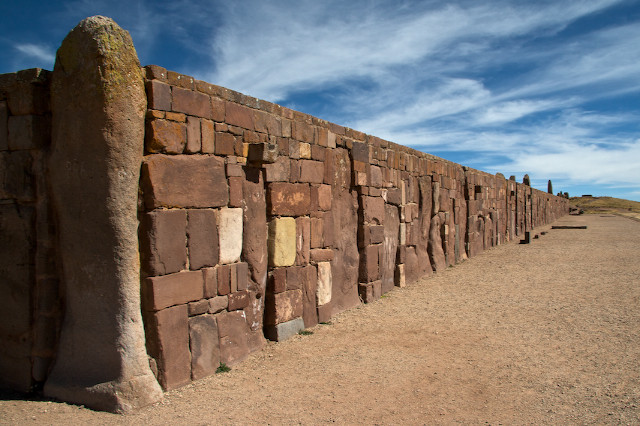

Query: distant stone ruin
[0,16,569,412]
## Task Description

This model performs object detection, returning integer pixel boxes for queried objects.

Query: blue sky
[2,0,639,200]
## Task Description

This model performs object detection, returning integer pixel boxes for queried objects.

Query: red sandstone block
[211,97,225,122]
[142,154,229,209]
[216,310,251,365]
[215,132,235,156]
[267,182,310,216]
[188,299,209,316]
[230,263,238,293]
[172,86,212,118]
[317,303,332,324]
[369,165,382,188]
[292,121,314,144]
[145,65,168,81]
[310,217,323,249]
[143,271,204,311]
[217,264,231,295]
[264,290,303,326]
[146,80,171,111]
[188,314,220,380]
[310,248,333,263]
[225,101,254,130]
[360,244,379,282]
[253,109,281,136]
[351,141,369,163]
[311,145,325,161]
[264,156,290,182]
[236,262,248,291]
[229,176,243,208]
[201,119,214,153]
[228,290,250,311]
[299,160,324,184]
[187,209,219,270]
[167,71,194,89]
[145,304,190,390]
[363,196,385,225]
[202,267,218,298]
[322,212,334,247]
[285,266,303,291]
[268,268,287,294]
[295,216,310,265]
[290,159,301,182]
[185,116,201,153]
[140,209,187,276]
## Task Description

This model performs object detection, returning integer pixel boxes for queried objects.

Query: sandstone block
[217,264,231,296]
[185,116,201,153]
[208,295,228,314]
[143,271,204,311]
[264,317,305,342]
[0,151,35,201]
[299,160,324,184]
[310,217,324,248]
[187,209,218,270]
[267,182,310,216]
[253,110,281,136]
[236,262,249,291]
[211,97,225,122]
[8,115,50,150]
[299,142,311,159]
[214,132,236,156]
[145,118,186,154]
[351,141,369,163]
[369,165,382,188]
[301,265,318,327]
[268,268,287,294]
[242,168,268,293]
[145,304,190,390]
[292,121,314,144]
[360,244,379,282]
[172,86,212,118]
[268,217,297,267]
[385,188,402,205]
[228,290,250,311]
[264,289,303,325]
[228,176,243,208]
[140,209,187,276]
[395,264,406,287]
[188,299,209,316]
[363,196,385,225]
[225,101,254,130]
[188,315,220,381]
[142,154,228,209]
[146,80,171,111]
[217,207,243,264]
[310,248,334,263]
[310,184,332,211]
[316,261,332,306]
[202,267,217,298]
[217,310,251,365]
[201,119,214,153]
[295,216,310,265]
[264,156,290,182]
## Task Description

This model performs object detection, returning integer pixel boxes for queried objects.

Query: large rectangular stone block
[146,80,171,111]
[143,271,204,311]
[217,207,243,264]
[363,196,385,225]
[145,305,190,390]
[187,209,219,270]
[189,314,220,381]
[140,210,187,276]
[301,265,318,328]
[360,244,379,282]
[142,154,229,209]
[267,182,310,216]
[264,317,305,342]
[225,102,255,130]
[145,118,186,154]
[295,216,310,265]
[264,289,303,325]
[316,261,332,306]
[172,86,212,118]
[299,160,324,184]
[268,217,297,267]
[217,310,251,365]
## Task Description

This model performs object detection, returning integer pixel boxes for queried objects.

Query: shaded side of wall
[0,69,61,392]
[139,65,569,390]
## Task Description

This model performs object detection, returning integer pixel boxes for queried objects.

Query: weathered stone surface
[140,210,187,276]
[188,299,209,316]
[172,87,212,118]
[295,216,310,265]
[218,207,243,264]
[415,178,433,278]
[0,203,34,392]
[225,101,254,130]
[428,214,447,272]
[187,209,218,270]
[405,246,419,284]
[301,265,318,328]
[264,156,290,182]
[228,290,250,311]
[381,204,399,294]
[267,182,310,216]
[360,244,380,283]
[142,154,228,209]
[310,184,332,211]
[395,264,406,288]
[369,165,382,188]
[268,268,287,294]
[188,315,220,381]
[264,290,303,326]
[208,295,228,314]
[299,160,324,184]
[351,141,369,162]
[310,217,324,248]
[217,310,251,365]
[264,317,305,342]
[8,115,50,150]
[185,116,201,154]
[145,80,171,111]
[268,217,296,267]
[145,118,185,154]
[363,196,385,225]
[45,16,162,412]
[201,119,214,153]
[217,264,231,295]
[310,248,334,263]
[214,132,235,156]
[143,271,204,311]
[316,261,332,306]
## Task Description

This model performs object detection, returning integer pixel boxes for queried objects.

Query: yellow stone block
[268,217,296,267]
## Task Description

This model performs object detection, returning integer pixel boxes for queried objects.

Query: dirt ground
[2,214,639,425]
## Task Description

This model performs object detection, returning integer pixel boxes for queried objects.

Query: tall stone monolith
[44,16,163,412]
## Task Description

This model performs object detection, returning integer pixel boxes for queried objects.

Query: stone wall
[0,16,568,410]
[0,69,60,392]
[139,65,569,390]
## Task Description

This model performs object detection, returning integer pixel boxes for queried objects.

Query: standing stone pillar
[44,16,163,412]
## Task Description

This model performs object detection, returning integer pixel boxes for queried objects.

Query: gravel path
[2,214,639,424]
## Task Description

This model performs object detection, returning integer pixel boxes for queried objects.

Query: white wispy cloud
[14,43,55,64]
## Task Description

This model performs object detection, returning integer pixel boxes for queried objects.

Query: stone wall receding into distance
[0,16,569,412]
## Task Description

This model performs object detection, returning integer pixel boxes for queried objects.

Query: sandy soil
[2,214,639,425]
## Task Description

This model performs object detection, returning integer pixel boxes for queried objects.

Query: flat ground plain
[2,214,639,424]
